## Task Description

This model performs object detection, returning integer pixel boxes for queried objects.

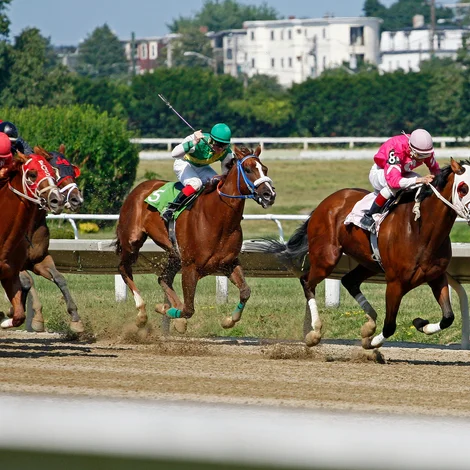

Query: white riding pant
[368,164,420,199]
[174,158,217,191]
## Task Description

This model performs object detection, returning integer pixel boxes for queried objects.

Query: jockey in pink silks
[361,129,441,232]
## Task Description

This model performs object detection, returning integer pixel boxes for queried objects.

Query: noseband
[217,155,273,201]
[59,178,80,209]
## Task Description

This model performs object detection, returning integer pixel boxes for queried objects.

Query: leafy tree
[77,24,128,78]
[0,0,10,37]
[0,28,74,107]
[168,0,278,33]
[0,0,12,91]
[170,25,214,69]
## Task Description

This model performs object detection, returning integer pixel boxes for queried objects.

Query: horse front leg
[221,264,251,329]
[413,274,454,335]
[341,265,379,347]
[365,280,405,349]
[1,276,25,328]
[17,271,46,332]
[32,255,84,333]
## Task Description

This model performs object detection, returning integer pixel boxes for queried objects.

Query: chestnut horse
[261,158,470,349]
[0,150,64,329]
[115,145,276,332]
[17,145,84,333]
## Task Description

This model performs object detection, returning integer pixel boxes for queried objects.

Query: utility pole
[131,31,136,76]
[430,0,436,57]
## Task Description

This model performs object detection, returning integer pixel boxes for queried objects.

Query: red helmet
[0,132,12,158]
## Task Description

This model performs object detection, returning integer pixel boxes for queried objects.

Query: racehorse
[0,149,65,329]
[115,145,276,332]
[17,145,84,333]
[260,158,470,349]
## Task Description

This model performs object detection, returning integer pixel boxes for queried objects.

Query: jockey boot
[360,200,383,232]
[162,192,191,223]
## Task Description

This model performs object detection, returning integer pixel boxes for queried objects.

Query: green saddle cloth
[145,182,201,220]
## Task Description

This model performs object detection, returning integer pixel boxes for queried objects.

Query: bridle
[58,176,81,209]
[216,154,273,202]
[8,158,59,210]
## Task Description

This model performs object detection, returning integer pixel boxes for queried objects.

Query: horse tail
[111,237,122,256]
[244,212,312,273]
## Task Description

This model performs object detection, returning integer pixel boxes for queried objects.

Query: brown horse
[17,145,84,333]
[0,149,64,329]
[115,145,276,332]
[261,158,470,349]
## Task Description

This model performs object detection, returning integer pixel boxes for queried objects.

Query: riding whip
[158,94,214,151]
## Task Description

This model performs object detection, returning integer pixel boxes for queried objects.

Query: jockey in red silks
[0,132,13,179]
[0,120,33,155]
[361,129,441,231]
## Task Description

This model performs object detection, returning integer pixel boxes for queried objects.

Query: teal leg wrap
[231,302,245,322]
[166,307,182,318]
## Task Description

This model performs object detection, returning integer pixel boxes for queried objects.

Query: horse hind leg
[18,271,46,332]
[341,265,379,348]
[1,276,26,329]
[413,274,454,336]
[220,264,250,329]
[117,235,148,327]
[301,274,323,347]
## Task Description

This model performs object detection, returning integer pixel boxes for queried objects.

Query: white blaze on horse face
[452,164,470,220]
[254,161,274,193]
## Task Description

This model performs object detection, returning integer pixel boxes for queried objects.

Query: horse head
[219,145,276,208]
[44,144,83,212]
[12,148,65,214]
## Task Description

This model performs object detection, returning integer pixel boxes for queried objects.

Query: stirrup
[162,209,174,222]
[360,214,376,232]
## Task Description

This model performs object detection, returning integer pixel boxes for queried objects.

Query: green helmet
[210,123,231,143]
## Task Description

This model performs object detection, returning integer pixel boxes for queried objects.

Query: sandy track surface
[2,331,470,417]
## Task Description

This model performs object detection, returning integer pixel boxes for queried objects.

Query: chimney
[413,14,425,28]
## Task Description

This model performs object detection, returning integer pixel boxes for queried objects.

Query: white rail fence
[131,136,470,151]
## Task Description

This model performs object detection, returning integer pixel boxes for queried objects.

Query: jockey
[361,129,440,232]
[0,132,13,179]
[0,120,34,155]
[162,123,234,222]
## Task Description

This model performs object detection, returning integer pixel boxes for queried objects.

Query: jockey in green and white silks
[162,123,234,222]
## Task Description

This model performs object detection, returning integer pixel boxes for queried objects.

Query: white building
[240,17,382,86]
[380,16,470,73]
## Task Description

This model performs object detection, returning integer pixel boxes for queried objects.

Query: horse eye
[458,182,468,198]
[244,167,252,174]
[28,170,38,182]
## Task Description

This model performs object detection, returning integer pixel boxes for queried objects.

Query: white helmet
[409,129,434,158]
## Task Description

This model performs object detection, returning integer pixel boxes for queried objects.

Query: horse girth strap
[369,231,384,271]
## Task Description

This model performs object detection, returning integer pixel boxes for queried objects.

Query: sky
[7,0,398,46]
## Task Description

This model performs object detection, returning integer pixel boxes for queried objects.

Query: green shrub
[1,105,139,214]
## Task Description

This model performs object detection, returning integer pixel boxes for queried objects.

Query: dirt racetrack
[2,330,470,418]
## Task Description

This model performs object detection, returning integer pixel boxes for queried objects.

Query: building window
[140,43,147,59]
[288,30,292,40]
[271,30,275,40]
[288,57,292,67]
[323,56,326,69]
[149,43,158,60]
[251,31,255,40]
[281,58,284,68]
[251,58,255,68]
[297,28,302,35]
[350,26,364,46]
[281,30,284,40]
[322,28,326,39]
[271,58,275,67]
[226,48,233,60]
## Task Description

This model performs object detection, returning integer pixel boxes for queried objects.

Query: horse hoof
[360,321,376,339]
[304,331,321,347]
[361,337,374,349]
[413,317,429,332]
[32,320,45,332]
[221,317,236,329]
[70,321,85,334]
[173,318,187,334]
[136,313,148,327]
[155,304,169,315]
[0,318,14,329]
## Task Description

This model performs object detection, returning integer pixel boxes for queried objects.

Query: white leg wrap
[423,323,441,335]
[371,332,385,347]
[308,299,320,330]
[133,291,145,310]
[1,318,14,329]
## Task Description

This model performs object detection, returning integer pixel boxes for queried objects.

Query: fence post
[115,274,127,302]
[325,279,340,307]
[216,276,228,304]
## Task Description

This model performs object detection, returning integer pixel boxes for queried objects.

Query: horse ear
[58,144,66,154]
[254,145,261,157]
[14,150,28,164]
[33,146,52,160]
[232,145,243,160]
[451,157,465,175]
[72,164,81,178]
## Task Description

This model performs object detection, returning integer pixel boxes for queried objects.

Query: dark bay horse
[0,150,64,329]
[17,145,84,333]
[115,145,276,332]
[261,158,470,349]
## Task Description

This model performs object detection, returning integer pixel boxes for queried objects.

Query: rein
[427,180,470,222]
[217,154,272,201]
